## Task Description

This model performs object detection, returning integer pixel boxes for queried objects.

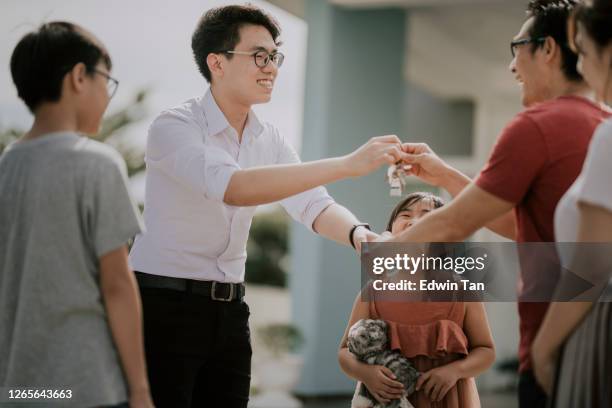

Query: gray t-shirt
[0,132,143,407]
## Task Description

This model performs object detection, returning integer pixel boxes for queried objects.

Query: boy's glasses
[223,50,285,68]
[93,69,119,99]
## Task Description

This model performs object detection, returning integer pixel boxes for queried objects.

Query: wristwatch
[349,223,372,249]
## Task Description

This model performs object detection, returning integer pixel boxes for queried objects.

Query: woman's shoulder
[590,119,612,155]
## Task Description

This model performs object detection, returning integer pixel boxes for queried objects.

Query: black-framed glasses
[510,37,546,58]
[93,69,119,99]
[223,50,285,68]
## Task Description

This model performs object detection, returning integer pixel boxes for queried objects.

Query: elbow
[481,345,496,371]
[223,185,251,207]
[223,190,241,206]
[223,174,258,207]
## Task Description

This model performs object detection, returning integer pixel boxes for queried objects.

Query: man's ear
[207,53,224,80]
[67,62,88,95]
[543,37,557,62]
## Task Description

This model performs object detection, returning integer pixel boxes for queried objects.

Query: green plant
[0,89,149,179]
[257,323,304,358]
[246,209,290,287]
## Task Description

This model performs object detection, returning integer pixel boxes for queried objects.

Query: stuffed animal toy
[348,319,420,408]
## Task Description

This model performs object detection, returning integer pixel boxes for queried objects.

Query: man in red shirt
[381,1,611,407]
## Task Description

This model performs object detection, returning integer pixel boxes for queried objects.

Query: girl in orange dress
[338,192,495,408]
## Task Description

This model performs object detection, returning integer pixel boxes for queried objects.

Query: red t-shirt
[475,95,611,373]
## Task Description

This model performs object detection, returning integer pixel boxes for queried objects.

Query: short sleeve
[87,153,144,258]
[273,126,335,231]
[146,112,240,202]
[475,113,548,204]
[577,120,612,212]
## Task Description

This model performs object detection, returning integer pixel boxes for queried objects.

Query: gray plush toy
[348,319,420,408]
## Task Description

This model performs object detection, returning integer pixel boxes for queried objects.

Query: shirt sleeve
[273,127,335,231]
[475,113,549,204]
[577,120,612,212]
[87,150,144,258]
[145,111,240,202]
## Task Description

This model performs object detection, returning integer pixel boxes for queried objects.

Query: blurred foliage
[257,323,304,357]
[246,208,290,287]
[0,89,149,178]
[0,129,20,154]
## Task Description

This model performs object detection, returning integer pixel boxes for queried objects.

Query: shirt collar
[201,88,265,139]
[202,89,230,137]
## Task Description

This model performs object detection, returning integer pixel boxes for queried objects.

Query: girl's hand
[532,341,557,395]
[416,365,460,402]
[360,365,405,404]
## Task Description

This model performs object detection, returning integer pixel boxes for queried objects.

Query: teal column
[290,0,408,395]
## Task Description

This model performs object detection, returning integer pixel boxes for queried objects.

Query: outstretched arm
[224,136,408,206]
[385,182,514,243]
[402,143,516,240]
[312,204,379,253]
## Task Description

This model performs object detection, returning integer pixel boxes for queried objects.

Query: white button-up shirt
[129,89,335,283]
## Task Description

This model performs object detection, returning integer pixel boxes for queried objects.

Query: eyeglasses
[222,50,285,68]
[510,37,546,58]
[93,69,119,99]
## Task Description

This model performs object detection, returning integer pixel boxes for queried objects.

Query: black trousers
[138,285,252,408]
[519,370,548,408]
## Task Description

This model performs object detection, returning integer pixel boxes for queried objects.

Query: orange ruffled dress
[370,299,481,408]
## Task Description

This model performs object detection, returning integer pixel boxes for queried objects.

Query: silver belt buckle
[211,281,234,302]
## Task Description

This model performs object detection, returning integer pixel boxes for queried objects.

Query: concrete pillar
[290,0,408,394]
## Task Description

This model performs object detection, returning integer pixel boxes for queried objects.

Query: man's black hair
[10,21,112,113]
[191,4,281,83]
[526,0,583,82]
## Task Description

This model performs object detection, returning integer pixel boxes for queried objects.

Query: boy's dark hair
[385,192,445,232]
[526,0,582,82]
[10,21,112,113]
[573,0,612,50]
[191,4,281,83]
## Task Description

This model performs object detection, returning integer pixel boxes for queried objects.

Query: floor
[301,391,518,408]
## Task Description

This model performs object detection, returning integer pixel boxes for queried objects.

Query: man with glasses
[379,1,610,407]
[129,4,408,408]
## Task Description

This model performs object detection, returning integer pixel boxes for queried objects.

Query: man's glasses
[510,37,546,58]
[223,50,285,68]
[93,69,119,99]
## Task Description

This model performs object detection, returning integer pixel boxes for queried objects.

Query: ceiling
[266,0,528,99]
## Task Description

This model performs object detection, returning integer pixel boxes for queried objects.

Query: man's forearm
[224,158,349,207]
[440,166,472,198]
[439,167,516,240]
[395,207,468,243]
[312,203,360,246]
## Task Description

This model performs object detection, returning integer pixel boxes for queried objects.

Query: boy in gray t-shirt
[1,22,153,408]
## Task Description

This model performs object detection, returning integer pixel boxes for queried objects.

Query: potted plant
[250,323,304,408]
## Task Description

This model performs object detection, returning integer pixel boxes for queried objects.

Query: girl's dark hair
[192,4,281,83]
[385,192,445,232]
[10,21,111,113]
[572,0,612,50]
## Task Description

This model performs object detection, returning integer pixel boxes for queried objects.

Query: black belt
[135,272,245,302]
